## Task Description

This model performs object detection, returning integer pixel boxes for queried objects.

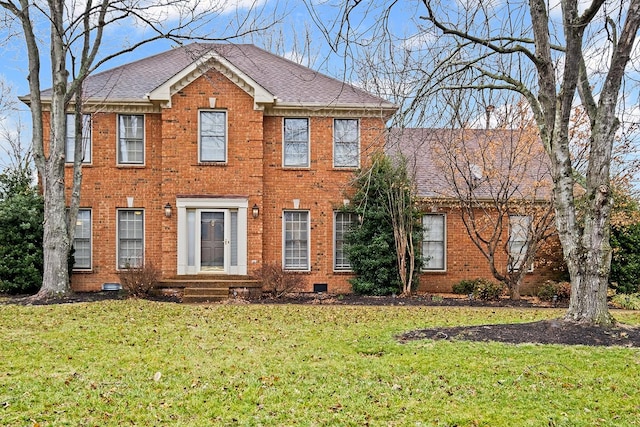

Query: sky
[0,0,638,181]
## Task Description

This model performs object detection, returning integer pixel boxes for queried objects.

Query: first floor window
[284,118,309,167]
[509,215,532,271]
[118,209,144,268]
[334,212,356,271]
[65,114,92,163]
[73,209,92,269]
[200,111,227,162]
[118,114,144,164]
[334,119,359,168]
[283,211,309,270]
[422,214,446,270]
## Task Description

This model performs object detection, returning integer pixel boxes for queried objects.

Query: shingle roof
[43,43,395,110]
[386,128,552,200]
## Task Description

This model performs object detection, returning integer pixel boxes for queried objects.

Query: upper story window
[333,119,359,168]
[199,111,227,162]
[508,215,533,272]
[117,114,144,164]
[72,209,92,270]
[334,211,356,271]
[65,114,91,163]
[422,214,446,271]
[283,118,309,167]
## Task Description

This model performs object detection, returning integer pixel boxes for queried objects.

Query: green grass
[1,301,640,426]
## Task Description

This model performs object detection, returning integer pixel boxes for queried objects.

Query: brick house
[37,43,562,298]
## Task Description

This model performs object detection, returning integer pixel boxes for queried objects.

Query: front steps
[157,275,262,303]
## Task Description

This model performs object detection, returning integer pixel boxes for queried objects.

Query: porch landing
[157,275,262,303]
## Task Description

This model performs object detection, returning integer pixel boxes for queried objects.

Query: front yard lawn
[1,300,639,426]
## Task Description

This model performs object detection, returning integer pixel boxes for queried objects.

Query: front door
[201,211,225,271]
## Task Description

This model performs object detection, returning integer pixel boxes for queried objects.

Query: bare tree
[0,0,279,298]
[305,0,640,326]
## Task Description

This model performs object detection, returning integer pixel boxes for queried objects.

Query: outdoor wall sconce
[164,203,172,218]
[252,203,259,219]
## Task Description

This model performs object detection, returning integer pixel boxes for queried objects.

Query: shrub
[536,280,571,302]
[0,179,44,294]
[255,262,307,298]
[611,293,640,310]
[610,222,640,294]
[452,279,476,295]
[118,262,160,297]
[471,278,506,301]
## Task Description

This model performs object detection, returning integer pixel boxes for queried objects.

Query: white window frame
[72,209,92,270]
[333,118,360,168]
[422,214,446,271]
[199,110,228,162]
[283,118,310,168]
[283,210,310,271]
[117,114,145,165]
[508,215,534,272]
[116,209,145,269]
[65,114,92,164]
[334,211,356,271]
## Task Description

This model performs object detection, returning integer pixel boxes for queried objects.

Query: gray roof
[43,43,395,110]
[387,128,552,200]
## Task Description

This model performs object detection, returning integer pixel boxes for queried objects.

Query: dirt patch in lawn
[3,291,639,347]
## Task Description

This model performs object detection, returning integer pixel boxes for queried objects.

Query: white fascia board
[146,50,275,105]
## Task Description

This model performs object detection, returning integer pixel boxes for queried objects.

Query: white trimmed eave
[146,51,275,110]
[265,102,398,119]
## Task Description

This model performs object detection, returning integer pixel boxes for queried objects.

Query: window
[200,111,227,162]
[509,215,532,272]
[73,209,92,269]
[422,214,446,270]
[65,114,92,163]
[334,212,356,271]
[283,118,309,167]
[117,209,144,268]
[283,211,309,270]
[118,114,144,164]
[334,119,359,168]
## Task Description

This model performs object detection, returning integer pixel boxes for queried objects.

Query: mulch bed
[3,291,639,347]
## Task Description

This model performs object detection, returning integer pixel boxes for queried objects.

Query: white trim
[65,114,92,165]
[198,110,228,163]
[422,213,447,272]
[146,51,275,109]
[282,117,310,168]
[333,118,360,169]
[116,208,145,270]
[116,114,146,166]
[333,211,355,272]
[72,208,93,271]
[282,210,311,272]
[176,198,248,275]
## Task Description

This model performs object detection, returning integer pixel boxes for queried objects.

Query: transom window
[117,209,144,268]
[118,114,144,164]
[509,215,532,272]
[422,214,446,271]
[65,114,92,163]
[283,118,309,167]
[199,111,227,162]
[333,119,359,168]
[72,209,92,269]
[283,211,310,270]
[334,212,356,271]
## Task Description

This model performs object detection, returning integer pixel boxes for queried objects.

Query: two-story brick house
[36,43,562,299]
[46,43,395,297]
